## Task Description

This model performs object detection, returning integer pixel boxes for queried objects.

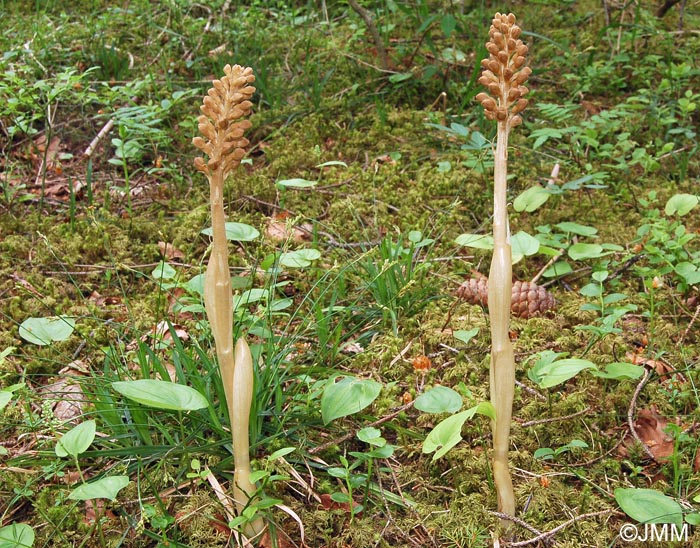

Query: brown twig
[499,509,613,547]
[347,0,389,70]
[518,407,590,428]
[627,367,655,460]
[489,511,542,537]
[679,302,700,345]
[83,118,115,158]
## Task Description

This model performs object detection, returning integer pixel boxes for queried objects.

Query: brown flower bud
[507,88,521,102]
[493,32,505,48]
[511,98,528,115]
[512,56,527,69]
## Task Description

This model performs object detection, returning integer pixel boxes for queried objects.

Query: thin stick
[518,407,590,427]
[502,509,613,547]
[679,303,700,345]
[627,367,656,460]
[347,0,389,70]
[489,511,542,537]
[83,118,115,158]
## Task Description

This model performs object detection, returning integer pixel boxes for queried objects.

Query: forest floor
[1,1,700,547]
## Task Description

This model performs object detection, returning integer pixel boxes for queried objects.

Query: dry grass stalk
[475,12,531,527]
[193,64,263,537]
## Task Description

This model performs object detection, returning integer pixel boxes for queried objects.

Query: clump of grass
[192,64,264,538]
[474,12,531,527]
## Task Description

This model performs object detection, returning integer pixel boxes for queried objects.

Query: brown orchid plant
[475,12,531,524]
[193,64,264,538]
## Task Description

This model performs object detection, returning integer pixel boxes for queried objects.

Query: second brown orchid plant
[475,13,531,524]
[193,64,264,538]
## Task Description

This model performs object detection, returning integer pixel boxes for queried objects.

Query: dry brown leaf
[625,352,686,383]
[258,530,295,548]
[208,44,227,57]
[89,291,122,307]
[147,320,189,343]
[167,287,194,320]
[620,406,675,462]
[33,135,61,171]
[158,241,185,261]
[11,272,44,299]
[265,216,311,243]
[40,361,90,422]
[319,493,362,515]
[127,321,189,351]
[83,499,117,525]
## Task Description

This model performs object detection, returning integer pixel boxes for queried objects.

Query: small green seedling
[55,420,130,502]
[534,439,588,461]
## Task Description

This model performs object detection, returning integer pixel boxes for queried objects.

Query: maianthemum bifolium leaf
[279,248,321,268]
[201,222,260,241]
[591,362,643,380]
[455,233,494,249]
[453,328,479,345]
[55,420,96,458]
[568,243,604,260]
[615,488,683,528]
[276,178,317,189]
[0,523,35,548]
[422,402,495,460]
[18,316,75,346]
[321,376,382,425]
[68,475,130,502]
[414,386,463,414]
[112,380,208,411]
[514,186,550,212]
[664,193,698,217]
[0,392,11,411]
[529,358,597,388]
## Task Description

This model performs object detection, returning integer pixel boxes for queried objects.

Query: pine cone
[456,275,555,319]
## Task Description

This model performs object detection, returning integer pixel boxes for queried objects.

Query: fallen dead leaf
[158,241,185,261]
[89,291,122,307]
[620,406,675,462]
[33,134,61,172]
[127,321,189,351]
[625,352,686,383]
[84,499,117,525]
[258,530,294,548]
[319,493,362,516]
[40,361,90,423]
[167,287,195,320]
[265,215,312,243]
